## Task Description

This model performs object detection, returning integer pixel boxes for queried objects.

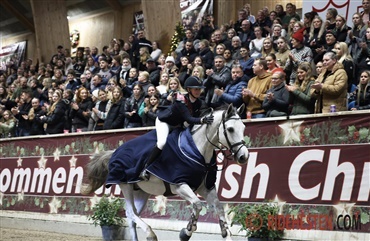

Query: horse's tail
[81,150,114,195]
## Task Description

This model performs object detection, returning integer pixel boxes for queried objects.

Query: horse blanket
[106,128,216,190]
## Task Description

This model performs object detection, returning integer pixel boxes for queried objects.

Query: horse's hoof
[221,229,227,238]
[146,235,158,241]
[179,228,191,241]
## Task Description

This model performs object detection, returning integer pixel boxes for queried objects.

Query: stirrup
[139,170,150,181]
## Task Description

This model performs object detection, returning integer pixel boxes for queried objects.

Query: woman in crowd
[161,77,185,106]
[270,24,286,50]
[111,55,122,80]
[156,72,169,95]
[106,78,118,99]
[316,61,324,76]
[119,57,132,82]
[39,89,69,134]
[70,87,93,132]
[286,62,317,115]
[239,46,254,78]
[334,15,351,42]
[249,26,265,59]
[191,66,205,81]
[334,42,355,92]
[356,27,370,84]
[27,97,46,135]
[227,28,237,44]
[141,93,160,127]
[275,37,291,71]
[261,38,275,58]
[351,70,370,110]
[178,56,191,86]
[215,43,226,56]
[150,42,162,62]
[0,110,16,137]
[266,53,280,73]
[286,18,298,41]
[124,83,144,128]
[126,67,138,89]
[157,54,166,71]
[85,56,98,74]
[52,69,65,84]
[306,16,326,59]
[89,89,111,131]
[348,13,367,61]
[104,86,126,130]
[137,47,150,71]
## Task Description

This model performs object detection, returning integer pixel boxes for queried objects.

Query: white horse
[82,104,249,241]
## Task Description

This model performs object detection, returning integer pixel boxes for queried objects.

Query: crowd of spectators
[1,2,370,138]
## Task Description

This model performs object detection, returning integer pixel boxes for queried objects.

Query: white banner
[0,41,27,71]
[302,0,363,23]
[180,0,213,29]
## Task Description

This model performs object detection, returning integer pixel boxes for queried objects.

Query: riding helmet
[184,76,205,89]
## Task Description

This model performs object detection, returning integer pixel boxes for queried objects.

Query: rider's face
[189,88,202,98]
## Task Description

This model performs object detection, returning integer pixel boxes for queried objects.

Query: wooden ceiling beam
[0,0,35,32]
[105,0,122,11]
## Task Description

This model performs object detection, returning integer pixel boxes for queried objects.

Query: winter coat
[124,93,145,128]
[262,82,290,117]
[218,75,248,109]
[198,47,214,69]
[103,98,126,130]
[43,100,69,134]
[289,79,317,115]
[142,108,158,127]
[354,84,370,110]
[29,107,46,135]
[313,62,348,113]
[70,98,93,129]
[203,66,231,106]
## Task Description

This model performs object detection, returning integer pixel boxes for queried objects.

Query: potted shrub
[228,202,284,241]
[88,195,125,241]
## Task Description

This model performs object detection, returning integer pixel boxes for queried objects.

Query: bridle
[203,109,247,167]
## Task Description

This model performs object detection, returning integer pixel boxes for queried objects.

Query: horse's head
[212,104,249,165]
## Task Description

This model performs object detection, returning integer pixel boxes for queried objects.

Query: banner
[302,0,362,22]
[0,41,27,70]
[180,0,213,29]
[133,11,145,34]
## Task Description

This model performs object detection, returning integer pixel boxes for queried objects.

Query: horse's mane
[199,104,233,117]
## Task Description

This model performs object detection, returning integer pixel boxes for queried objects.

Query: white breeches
[155,117,169,150]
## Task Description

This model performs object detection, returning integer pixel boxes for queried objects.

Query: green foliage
[88,196,124,227]
[229,203,284,239]
[170,22,185,53]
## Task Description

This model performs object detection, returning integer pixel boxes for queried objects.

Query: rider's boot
[139,146,162,181]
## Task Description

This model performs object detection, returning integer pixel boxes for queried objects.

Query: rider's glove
[201,115,214,124]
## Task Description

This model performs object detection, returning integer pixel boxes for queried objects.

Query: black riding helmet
[184,76,205,89]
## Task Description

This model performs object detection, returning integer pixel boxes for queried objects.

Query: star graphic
[0,192,4,206]
[17,157,23,167]
[89,195,101,209]
[53,148,61,161]
[17,190,24,201]
[333,203,356,218]
[279,120,303,144]
[69,155,78,168]
[37,155,48,169]
[48,196,62,214]
[273,195,286,214]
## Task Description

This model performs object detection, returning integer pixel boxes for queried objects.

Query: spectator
[348,13,367,63]
[0,110,16,138]
[325,8,338,30]
[223,49,234,69]
[89,89,111,131]
[135,71,152,94]
[262,71,290,117]
[204,55,231,107]
[316,61,324,76]
[90,46,100,63]
[79,73,90,90]
[124,83,144,128]
[70,87,93,132]
[266,53,280,73]
[333,42,355,92]
[285,28,313,84]
[261,38,276,58]
[96,58,112,86]
[249,27,265,59]
[306,16,326,61]
[103,86,126,130]
[196,17,215,41]
[214,64,247,111]
[136,47,150,71]
[334,15,351,42]
[238,46,254,78]
[73,47,86,77]
[226,29,237,46]
[39,89,69,134]
[85,56,98,75]
[286,62,317,115]
[271,24,286,50]
[13,77,31,102]
[163,56,179,77]
[197,39,214,69]
[111,55,122,80]
[146,58,161,86]
[351,70,370,110]
[312,52,348,113]
[176,40,198,67]
[150,41,162,62]
[275,4,286,19]
[65,70,80,93]
[275,37,291,72]
[91,74,105,93]
[142,93,160,127]
[156,72,169,95]
[215,43,226,57]
[177,57,191,86]
[119,57,132,82]
[361,0,370,23]
[132,30,152,56]
[286,18,298,42]
[282,3,301,29]
[160,77,185,106]
[242,59,272,118]
[126,68,138,89]
[234,9,248,33]
[12,90,32,136]
[356,27,370,84]
[254,10,272,37]
[231,36,242,60]
[176,29,200,53]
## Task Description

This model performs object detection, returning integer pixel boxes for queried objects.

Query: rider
[140,76,214,180]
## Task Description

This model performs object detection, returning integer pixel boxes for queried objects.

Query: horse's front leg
[119,183,157,241]
[174,184,202,241]
[197,184,231,238]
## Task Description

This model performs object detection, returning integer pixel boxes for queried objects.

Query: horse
[81,104,249,241]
